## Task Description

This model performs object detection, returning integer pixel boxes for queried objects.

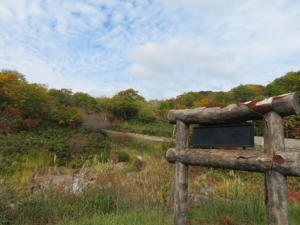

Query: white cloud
[0,0,299,100]
[125,37,242,90]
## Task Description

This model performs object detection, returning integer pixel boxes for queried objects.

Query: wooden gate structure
[166,92,300,225]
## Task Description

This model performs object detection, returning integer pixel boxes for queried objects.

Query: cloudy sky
[1,0,299,100]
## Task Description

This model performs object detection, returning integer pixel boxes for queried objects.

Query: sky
[0,0,300,100]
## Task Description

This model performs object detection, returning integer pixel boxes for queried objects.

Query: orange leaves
[159,108,170,115]
[174,104,188,109]
[159,108,170,120]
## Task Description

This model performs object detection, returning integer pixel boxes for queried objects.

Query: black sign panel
[193,124,254,147]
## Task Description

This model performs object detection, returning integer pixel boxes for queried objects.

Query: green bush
[141,126,157,135]
[118,152,130,162]
[138,109,154,123]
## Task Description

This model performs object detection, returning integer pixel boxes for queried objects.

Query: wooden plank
[264,111,289,225]
[168,93,299,125]
[166,148,300,177]
[174,120,189,225]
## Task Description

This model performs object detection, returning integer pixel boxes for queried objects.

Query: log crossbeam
[166,148,300,177]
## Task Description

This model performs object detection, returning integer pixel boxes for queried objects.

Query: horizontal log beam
[166,148,300,177]
[168,93,299,125]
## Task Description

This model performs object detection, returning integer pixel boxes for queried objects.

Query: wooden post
[174,120,189,225]
[264,111,289,224]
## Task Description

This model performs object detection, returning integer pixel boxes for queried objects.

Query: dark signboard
[193,124,254,147]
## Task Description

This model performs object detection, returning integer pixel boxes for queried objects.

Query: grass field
[1,127,300,224]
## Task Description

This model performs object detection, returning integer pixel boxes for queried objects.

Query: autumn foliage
[0,71,83,133]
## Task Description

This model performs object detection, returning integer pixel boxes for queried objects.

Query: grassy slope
[1,123,300,224]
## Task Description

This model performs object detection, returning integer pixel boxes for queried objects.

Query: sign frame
[193,123,254,147]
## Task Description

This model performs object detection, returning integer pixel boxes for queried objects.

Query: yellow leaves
[192,101,202,107]
[192,98,210,107]
[59,121,65,124]
[200,98,210,105]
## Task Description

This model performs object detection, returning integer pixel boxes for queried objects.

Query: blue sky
[1,0,300,100]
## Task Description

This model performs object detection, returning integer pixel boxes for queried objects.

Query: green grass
[60,209,173,225]
[107,119,175,138]
[1,124,300,224]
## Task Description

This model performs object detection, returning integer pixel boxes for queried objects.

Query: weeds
[1,127,300,224]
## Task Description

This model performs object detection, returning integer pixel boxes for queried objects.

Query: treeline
[1,69,300,136]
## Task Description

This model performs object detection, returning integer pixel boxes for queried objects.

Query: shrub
[118,152,130,162]
[50,104,83,126]
[141,127,157,135]
[109,133,132,144]
[138,109,154,123]
[67,137,88,152]
[81,113,106,132]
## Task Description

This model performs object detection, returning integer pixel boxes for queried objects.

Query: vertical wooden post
[174,120,189,225]
[264,111,289,224]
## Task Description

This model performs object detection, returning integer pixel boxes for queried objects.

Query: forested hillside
[1,69,300,139]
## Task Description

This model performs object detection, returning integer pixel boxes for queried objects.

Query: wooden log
[174,121,189,225]
[168,93,299,125]
[166,148,300,177]
[264,111,289,224]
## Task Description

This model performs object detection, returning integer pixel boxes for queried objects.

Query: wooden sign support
[166,93,300,225]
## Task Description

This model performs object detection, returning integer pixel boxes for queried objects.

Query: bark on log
[168,93,299,125]
[166,148,300,177]
[264,111,289,225]
[174,121,189,225]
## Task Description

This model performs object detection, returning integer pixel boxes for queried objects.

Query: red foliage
[21,118,42,130]
[288,191,300,203]
[4,108,26,119]
[217,214,237,225]
[202,101,223,108]
[67,122,76,128]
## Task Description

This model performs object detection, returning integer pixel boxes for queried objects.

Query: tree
[48,88,76,107]
[264,70,300,97]
[115,88,145,101]
[109,96,138,119]
[214,91,228,103]
[0,68,27,82]
[0,72,51,118]
[176,91,202,107]
[73,92,99,114]
[159,100,171,110]
[138,108,154,123]
[245,84,265,96]
[232,85,254,102]
[174,104,188,109]
[96,96,111,113]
